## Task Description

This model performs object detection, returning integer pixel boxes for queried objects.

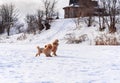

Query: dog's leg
[46,54,52,57]
[52,52,57,56]
[35,53,38,57]
[35,53,41,57]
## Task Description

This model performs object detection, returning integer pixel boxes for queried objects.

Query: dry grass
[64,33,88,44]
[95,34,119,45]
[17,33,27,40]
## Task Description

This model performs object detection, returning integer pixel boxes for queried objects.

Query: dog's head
[53,39,59,46]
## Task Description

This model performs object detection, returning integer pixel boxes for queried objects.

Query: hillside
[0,18,120,45]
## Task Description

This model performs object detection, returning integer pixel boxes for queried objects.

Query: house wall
[64,6,96,18]
[64,7,82,18]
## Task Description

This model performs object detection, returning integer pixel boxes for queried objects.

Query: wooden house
[63,0,105,18]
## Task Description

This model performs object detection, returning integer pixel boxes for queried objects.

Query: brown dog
[51,39,59,56]
[35,44,52,57]
[35,39,59,57]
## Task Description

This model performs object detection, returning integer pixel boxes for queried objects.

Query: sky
[0,0,69,20]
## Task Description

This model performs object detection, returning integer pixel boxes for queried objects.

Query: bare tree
[36,10,44,32]
[79,0,95,27]
[13,22,24,33]
[99,0,120,33]
[25,11,45,34]
[0,3,18,36]
[56,12,59,19]
[98,0,107,31]
[42,0,57,21]
[84,15,95,27]
[0,17,3,34]
[25,9,53,34]
[25,14,37,34]
[72,17,83,29]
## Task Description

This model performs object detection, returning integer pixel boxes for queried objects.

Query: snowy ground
[0,18,120,83]
[0,43,120,83]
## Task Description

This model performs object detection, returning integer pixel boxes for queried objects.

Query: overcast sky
[0,0,69,20]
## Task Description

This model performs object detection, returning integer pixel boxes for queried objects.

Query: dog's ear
[45,45,47,48]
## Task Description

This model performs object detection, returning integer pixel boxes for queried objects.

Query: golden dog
[35,44,52,57]
[35,39,59,57]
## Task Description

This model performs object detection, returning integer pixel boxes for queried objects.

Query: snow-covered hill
[0,18,120,45]
[0,19,75,44]
[0,19,73,44]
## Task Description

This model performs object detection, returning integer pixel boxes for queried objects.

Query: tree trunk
[7,26,10,36]
[109,23,116,33]
[88,16,92,27]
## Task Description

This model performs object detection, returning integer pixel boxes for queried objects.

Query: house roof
[63,4,80,9]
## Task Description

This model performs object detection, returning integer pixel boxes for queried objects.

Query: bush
[95,34,119,45]
[17,33,27,41]
[64,33,88,44]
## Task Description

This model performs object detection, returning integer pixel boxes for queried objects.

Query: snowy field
[0,43,120,83]
[0,17,120,83]
[0,0,120,82]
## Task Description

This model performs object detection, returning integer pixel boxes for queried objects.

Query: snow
[0,17,120,83]
[0,44,120,83]
[0,0,120,82]
[0,19,76,44]
[0,19,94,44]
[1,18,120,45]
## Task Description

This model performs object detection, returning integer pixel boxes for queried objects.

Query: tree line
[74,0,120,33]
[0,0,58,36]
[0,0,120,36]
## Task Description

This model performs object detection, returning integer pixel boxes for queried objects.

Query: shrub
[17,33,27,40]
[64,33,88,44]
[95,34,119,45]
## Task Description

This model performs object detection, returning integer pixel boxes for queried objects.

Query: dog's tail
[36,46,40,49]
[37,46,44,53]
